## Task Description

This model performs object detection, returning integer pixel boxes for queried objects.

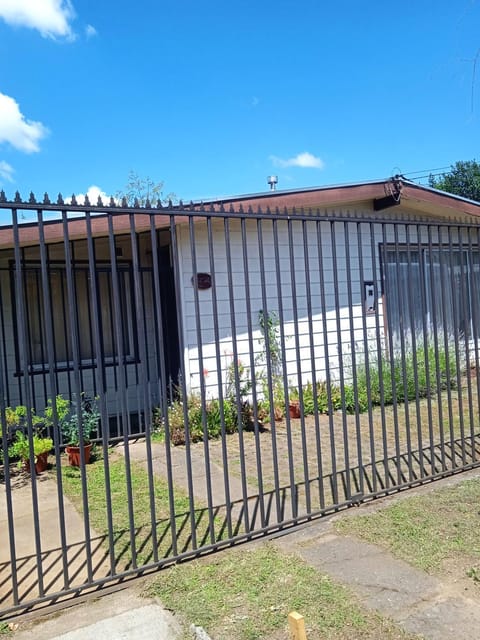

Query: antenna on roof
[267,175,278,191]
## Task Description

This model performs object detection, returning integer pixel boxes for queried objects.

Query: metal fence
[1,192,480,618]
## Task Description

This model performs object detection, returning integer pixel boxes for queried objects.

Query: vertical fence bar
[393,224,413,482]
[107,214,137,568]
[149,215,177,558]
[331,220,352,499]
[448,226,465,466]
[302,218,325,509]
[240,216,266,528]
[37,208,71,589]
[316,219,338,504]
[207,215,232,538]
[257,216,282,521]
[272,219,298,518]
[344,220,365,496]
[356,222,376,493]
[425,225,447,471]
[404,224,424,478]
[188,215,216,544]
[414,224,433,476]
[223,216,250,533]
[382,223,402,485]
[370,222,389,489]
[129,213,161,558]
[466,226,480,461]
[287,216,311,514]
[272,217,298,519]
[0,274,10,406]
[439,225,455,468]
[85,213,116,574]
[12,207,45,597]
[0,215,18,603]
[169,213,198,549]
[62,210,94,582]
[456,228,470,466]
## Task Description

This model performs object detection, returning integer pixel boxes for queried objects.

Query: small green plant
[467,567,480,583]
[257,310,282,377]
[61,395,99,446]
[44,394,71,428]
[1,404,42,437]
[153,357,254,445]
[256,310,286,421]
[8,430,53,469]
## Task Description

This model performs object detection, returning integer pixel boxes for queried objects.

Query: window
[14,262,137,369]
[383,246,480,344]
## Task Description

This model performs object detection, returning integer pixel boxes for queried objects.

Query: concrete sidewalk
[11,589,181,640]
[275,514,480,640]
[0,472,112,614]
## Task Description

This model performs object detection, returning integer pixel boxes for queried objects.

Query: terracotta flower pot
[289,401,301,419]
[24,451,49,474]
[66,443,92,467]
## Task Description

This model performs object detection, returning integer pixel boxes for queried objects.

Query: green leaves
[429,160,480,202]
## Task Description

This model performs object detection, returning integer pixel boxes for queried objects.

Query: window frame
[10,258,139,375]
[381,242,480,344]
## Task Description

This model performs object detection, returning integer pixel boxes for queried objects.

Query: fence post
[288,611,307,640]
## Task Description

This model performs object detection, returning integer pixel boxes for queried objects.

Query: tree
[428,160,480,202]
[116,170,176,206]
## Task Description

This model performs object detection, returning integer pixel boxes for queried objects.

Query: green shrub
[8,431,53,467]
[154,393,254,446]
[353,343,460,410]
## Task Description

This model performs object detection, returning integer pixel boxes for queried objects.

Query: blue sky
[0,0,479,203]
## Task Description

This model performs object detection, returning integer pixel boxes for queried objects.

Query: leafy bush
[286,343,461,419]
[61,395,100,447]
[49,394,99,445]
[8,431,53,466]
[155,393,254,446]
[353,344,460,409]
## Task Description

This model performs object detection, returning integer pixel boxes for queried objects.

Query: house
[0,177,479,436]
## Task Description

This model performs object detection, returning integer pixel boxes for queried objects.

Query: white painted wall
[176,208,470,400]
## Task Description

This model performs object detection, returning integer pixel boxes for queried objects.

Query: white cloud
[270,151,325,169]
[85,23,96,38]
[0,160,14,182]
[0,0,76,39]
[65,185,112,206]
[0,93,49,153]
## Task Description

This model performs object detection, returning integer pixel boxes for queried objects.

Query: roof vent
[267,175,278,191]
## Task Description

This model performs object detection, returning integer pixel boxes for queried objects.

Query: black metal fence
[1,192,480,617]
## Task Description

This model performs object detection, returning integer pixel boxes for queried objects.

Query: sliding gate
[1,192,480,617]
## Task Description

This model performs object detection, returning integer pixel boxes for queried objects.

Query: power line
[401,166,451,177]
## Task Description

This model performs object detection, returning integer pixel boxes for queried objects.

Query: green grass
[147,544,419,640]
[0,622,11,636]
[335,477,480,575]
[60,454,218,569]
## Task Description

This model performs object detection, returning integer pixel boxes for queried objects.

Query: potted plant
[288,387,301,419]
[8,430,53,473]
[62,395,99,466]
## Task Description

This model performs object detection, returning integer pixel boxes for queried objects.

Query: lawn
[335,474,480,586]
[59,451,221,570]
[147,543,421,640]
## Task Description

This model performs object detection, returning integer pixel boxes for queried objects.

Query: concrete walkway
[0,471,112,614]
[11,589,181,640]
[275,515,480,640]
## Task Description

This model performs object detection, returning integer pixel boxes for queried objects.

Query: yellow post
[288,611,307,640]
